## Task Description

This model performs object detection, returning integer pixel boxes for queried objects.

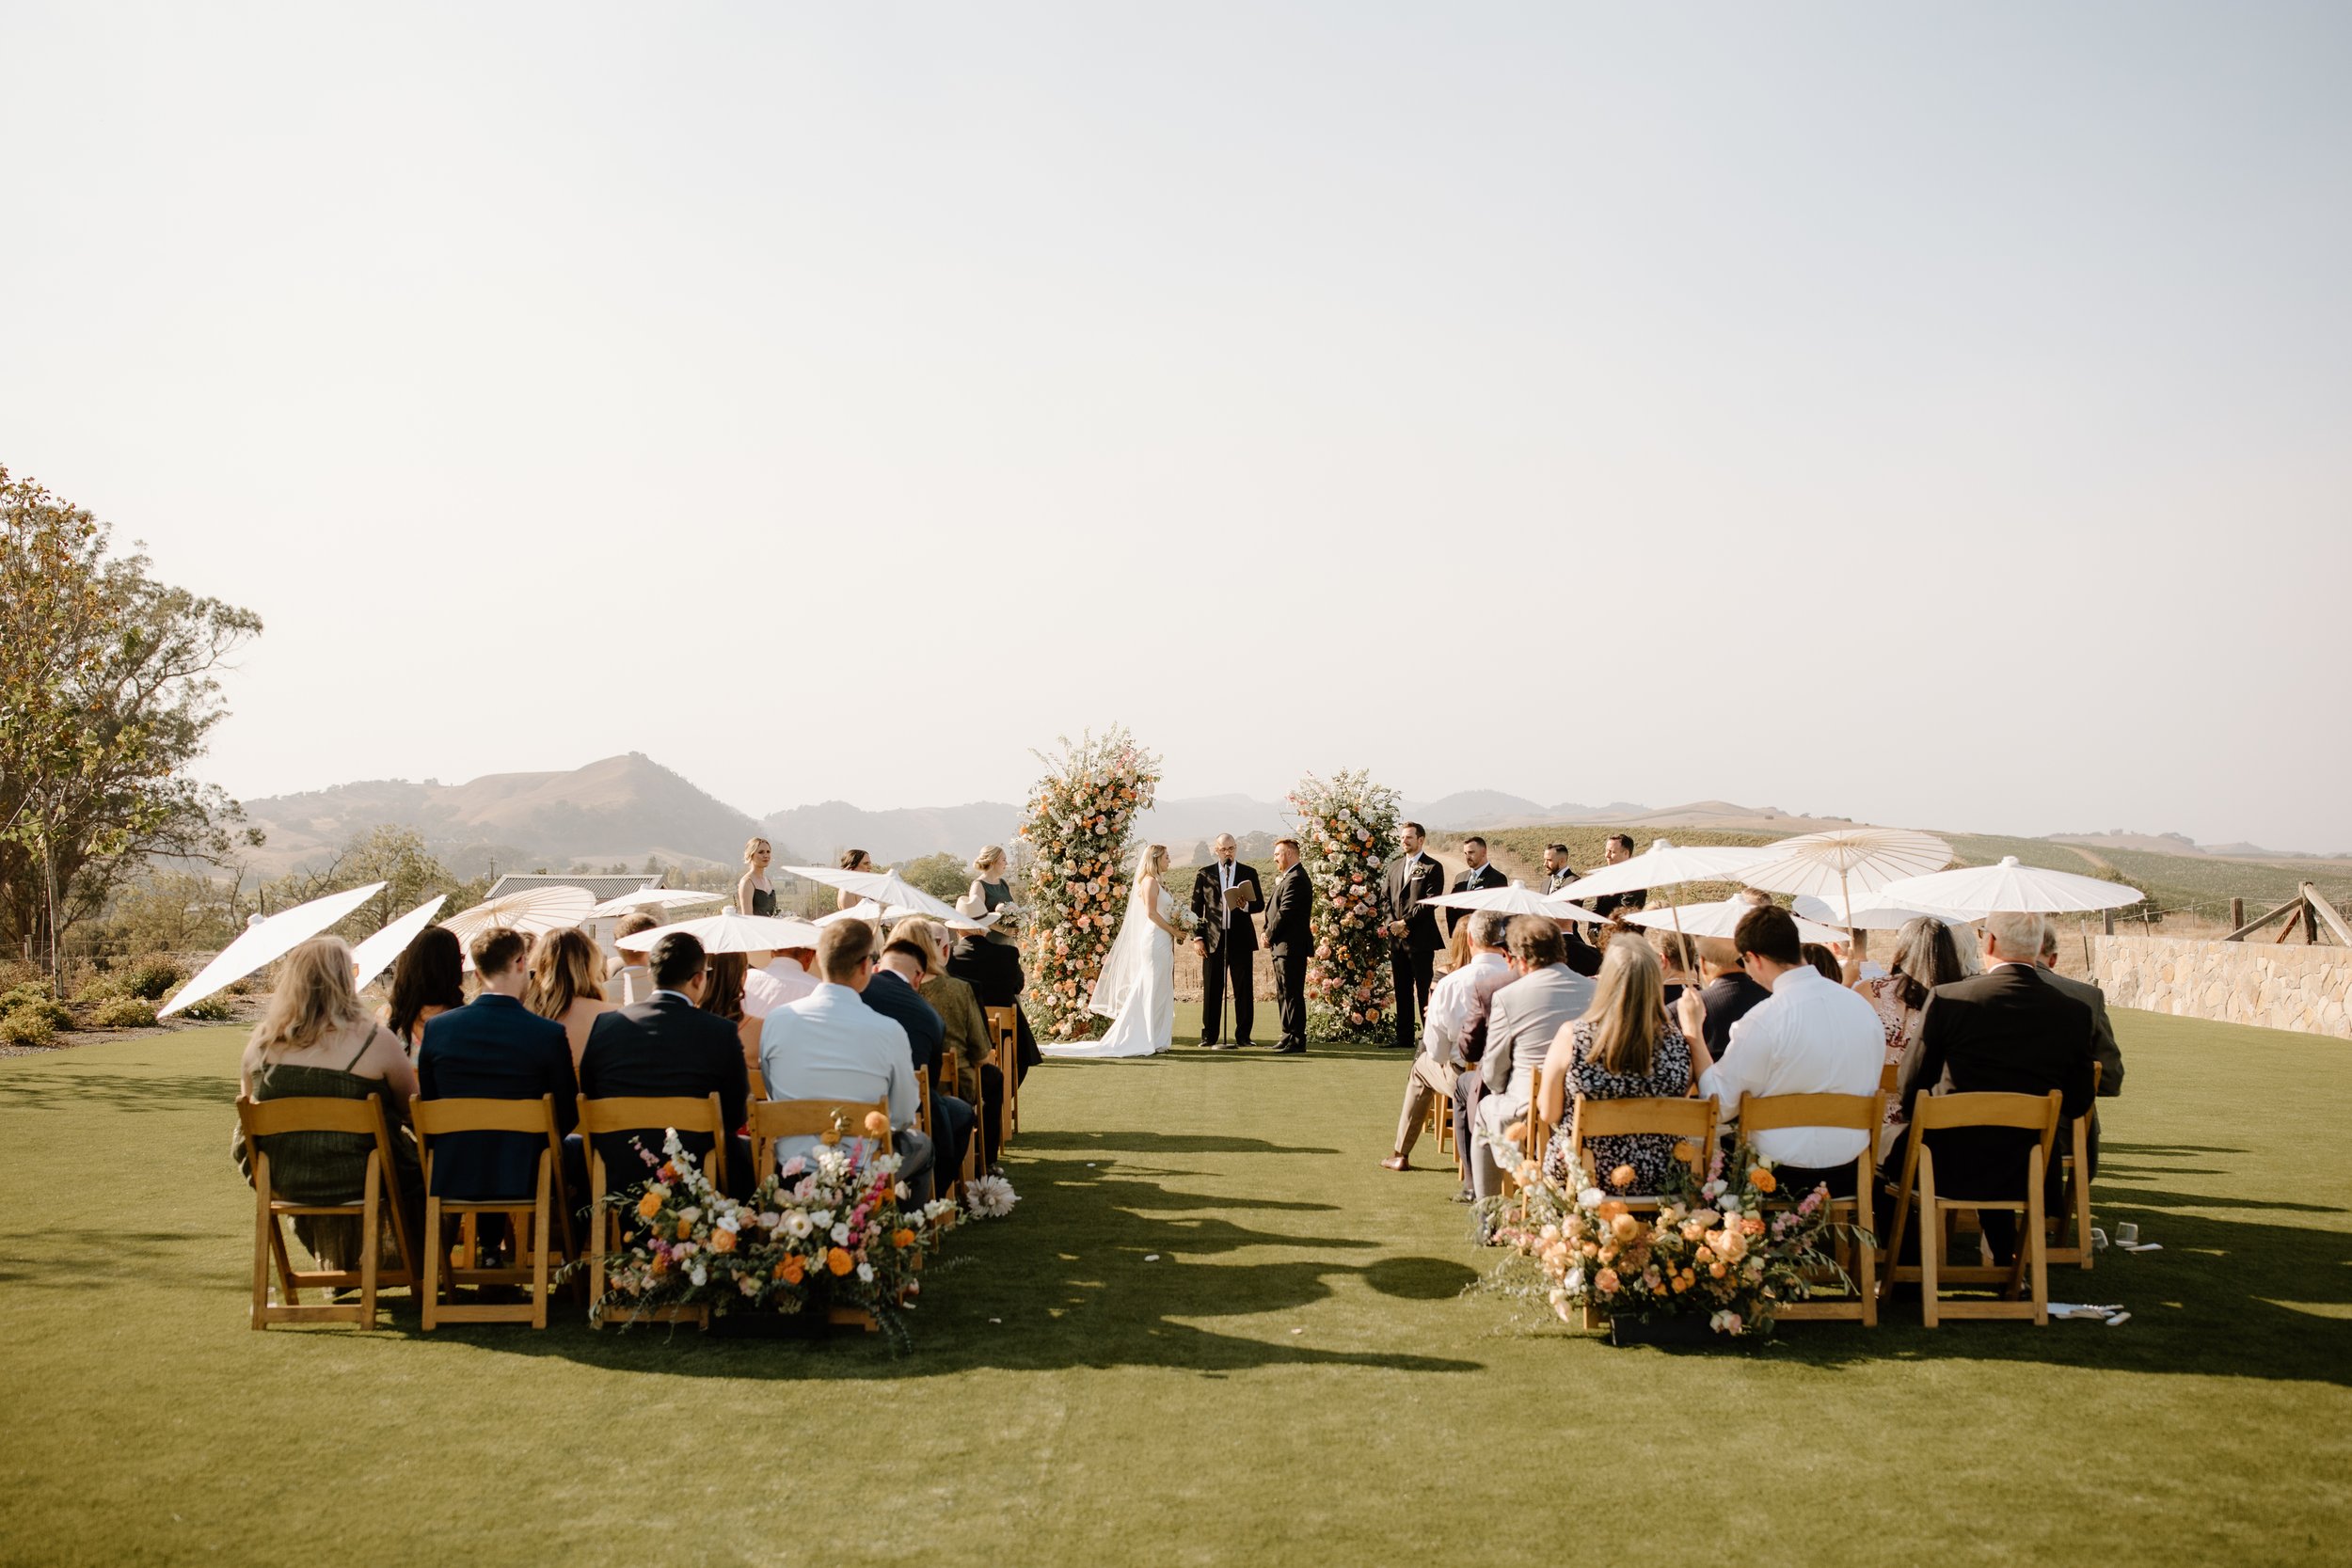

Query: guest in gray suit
[2036,925,2123,1175]
[1470,916,1596,1201]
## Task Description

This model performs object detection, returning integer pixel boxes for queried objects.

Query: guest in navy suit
[580,931,753,1196]
[417,927,580,1201]
[863,938,977,1182]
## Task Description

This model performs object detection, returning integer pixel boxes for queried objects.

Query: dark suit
[1192,860,1264,1046]
[1699,971,1773,1056]
[417,993,578,1201]
[580,993,752,1196]
[1544,866,1580,895]
[1262,863,1313,1050]
[1888,962,2095,1258]
[2040,965,2122,1176]
[947,936,1041,1078]
[864,968,977,1178]
[1383,853,1447,1049]
[1446,863,1506,936]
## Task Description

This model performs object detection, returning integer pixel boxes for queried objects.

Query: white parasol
[774,863,961,922]
[1874,856,2144,916]
[1627,896,1848,946]
[1791,893,1970,932]
[615,910,827,956]
[1734,827,1955,927]
[157,881,389,1018]
[587,887,727,918]
[439,884,597,943]
[1423,879,1608,924]
[818,900,993,935]
[349,895,449,991]
[1543,839,1778,958]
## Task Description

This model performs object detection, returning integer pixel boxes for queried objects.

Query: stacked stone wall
[2086,934,2351,1039]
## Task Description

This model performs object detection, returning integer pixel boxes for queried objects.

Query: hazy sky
[7,4,2348,849]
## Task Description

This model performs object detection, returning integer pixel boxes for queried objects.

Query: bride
[1041,843,1181,1059]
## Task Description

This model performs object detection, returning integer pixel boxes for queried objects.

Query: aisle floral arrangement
[1286,770,1400,1043]
[1482,1144,1857,1339]
[1019,727,1162,1041]
[580,1119,1005,1347]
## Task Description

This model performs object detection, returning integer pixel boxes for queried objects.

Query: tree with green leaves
[261,825,491,942]
[0,466,262,982]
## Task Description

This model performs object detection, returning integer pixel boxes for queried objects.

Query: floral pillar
[1019,728,1163,1041]
[1286,770,1401,1042]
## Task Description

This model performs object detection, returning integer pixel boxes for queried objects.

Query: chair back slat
[1569,1095,1716,1141]
[412,1094,560,1137]
[983,1006,1018,1051]
[238,1096,387,1138]
[1914,1090,2062,1134]
[1738,1092,1882,1134]
[750,1098,893,1175]
[578,1095,726,1137]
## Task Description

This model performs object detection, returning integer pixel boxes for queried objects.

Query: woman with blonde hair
[1535,934,1692,1193]
[738,837,777,916]
[963,844,1021,946]
[231,936,424,1269]
[523,927,616,1068]
[1043,843,1181,1058]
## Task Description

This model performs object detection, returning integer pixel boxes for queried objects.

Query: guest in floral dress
[1537,935,1692,1193]
[1858,917,1975,1153]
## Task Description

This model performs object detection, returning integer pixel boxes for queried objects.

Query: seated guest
[1470,916,1594,1203]
[1654,929,1699,1012]
[1883,911,2096,1261]
[699,949,758,1066]
[1536,935,1692,1193]
[1682,907,1883,1198]
[1693,937,1771,1056]
[1386,910,1514,1178]
[1800,942,1844,983]
[522,927,615,1068]
[1858,916,1974,1151]
[834,847,873,911]
[906,919,1008,1171]
[742,940,820,1021]
[580,932,753,1196]
[1830,938,1886,983]
[1448,943,1518,1190]
[382,925,466,1056]
[863,935,977,1184]
[606,912,660,1006]
[759,919,934,1199]
[946,916,1041,1083]
[2037,923,2123,1175]
[420,927,581,1202]
[233,937,423,1270]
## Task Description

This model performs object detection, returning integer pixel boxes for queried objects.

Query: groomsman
[1446,835,1506,935]
[1262,837,1312,1053]
[1581,832,1648,921]
[1192,834,1263,1050]
[1382,822,1447,1051]
[1542,844,1578,894]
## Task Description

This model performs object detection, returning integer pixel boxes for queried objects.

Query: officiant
[1192,834,1263,1050]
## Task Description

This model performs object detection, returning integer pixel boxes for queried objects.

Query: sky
[6,3,2348,851]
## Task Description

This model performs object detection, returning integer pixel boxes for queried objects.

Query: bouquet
[1482,1142,1861,1339]
[580,1115,1009,1348]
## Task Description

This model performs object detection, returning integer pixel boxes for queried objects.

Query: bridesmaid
[966,845,1018,939]
[738,837,777,916]
[835,847,872,912]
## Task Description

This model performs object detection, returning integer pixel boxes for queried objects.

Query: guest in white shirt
[741,942,820,1021]
[606,912,659,1006]
[757,920,935,1200]
[1383,911,1516,1176]
[1680,905,1884,1196]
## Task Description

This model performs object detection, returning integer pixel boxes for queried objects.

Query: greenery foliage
[897,851,973,901]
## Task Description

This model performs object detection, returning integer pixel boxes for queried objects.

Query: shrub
[89,997,159,1029]
[74,974,125,1006]
[116,958,185,1001]
[181,995,236,1022]
[0,986,72,1034]
[0,1010,56,1048]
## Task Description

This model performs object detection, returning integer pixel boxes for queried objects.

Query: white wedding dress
[1041,881,1174,1058]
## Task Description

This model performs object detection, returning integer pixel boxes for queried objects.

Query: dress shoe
[1204,1041,1237,1051]
[1272,1043,1304,1054]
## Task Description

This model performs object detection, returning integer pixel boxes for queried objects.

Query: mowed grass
[2,1006,2348,1566]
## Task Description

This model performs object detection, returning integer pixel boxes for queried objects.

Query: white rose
[831,1223,851,1245]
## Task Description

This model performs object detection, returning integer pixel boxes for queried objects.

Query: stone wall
[2085,934,2352,1039]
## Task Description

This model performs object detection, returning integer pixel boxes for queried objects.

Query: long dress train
[1041,884,1174,1059]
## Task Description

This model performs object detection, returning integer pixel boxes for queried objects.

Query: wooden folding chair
[577,1092,727,1330]
[410,1094,574,1330]
[1564,1094,1720,1330]
[2045,1063,2103,1271]
[237,1095,417,1331]
[749,1098,896,1333]
[1880,1090,2063,1326]
[1737,1091,1884,1326]
[914,1071,975,1201]
[983,1005,1020,1144]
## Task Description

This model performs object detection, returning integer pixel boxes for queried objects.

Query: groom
[1192,834,1263,1050]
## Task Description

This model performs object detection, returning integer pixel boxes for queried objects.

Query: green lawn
[2,1006,2347,1565]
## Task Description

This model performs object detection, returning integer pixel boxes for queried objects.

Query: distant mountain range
[225,752,2342,877]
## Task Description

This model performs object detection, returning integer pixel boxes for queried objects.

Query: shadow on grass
[0,1071,233,1114]
[343,1162,1486,1379]
[1015,1131,1339,1157]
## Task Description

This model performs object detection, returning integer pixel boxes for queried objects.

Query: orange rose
[893,1228,916,1249]
[658,1162,679,1182]
[826,1246,855,1276]
[1709,1262,1727,1279]
[675,1218,694,1240]
[1596,1268,1620,1293]
[1610,1212,1640,1243]
[649,1253,669,1276]
[635,1192,662,1220]
[864,1112,891,1137]
[774,1255,805,1285]
[1749,1167,1777,1194]
[708,1227,738,1254]
[1609,1164,1637,1190]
